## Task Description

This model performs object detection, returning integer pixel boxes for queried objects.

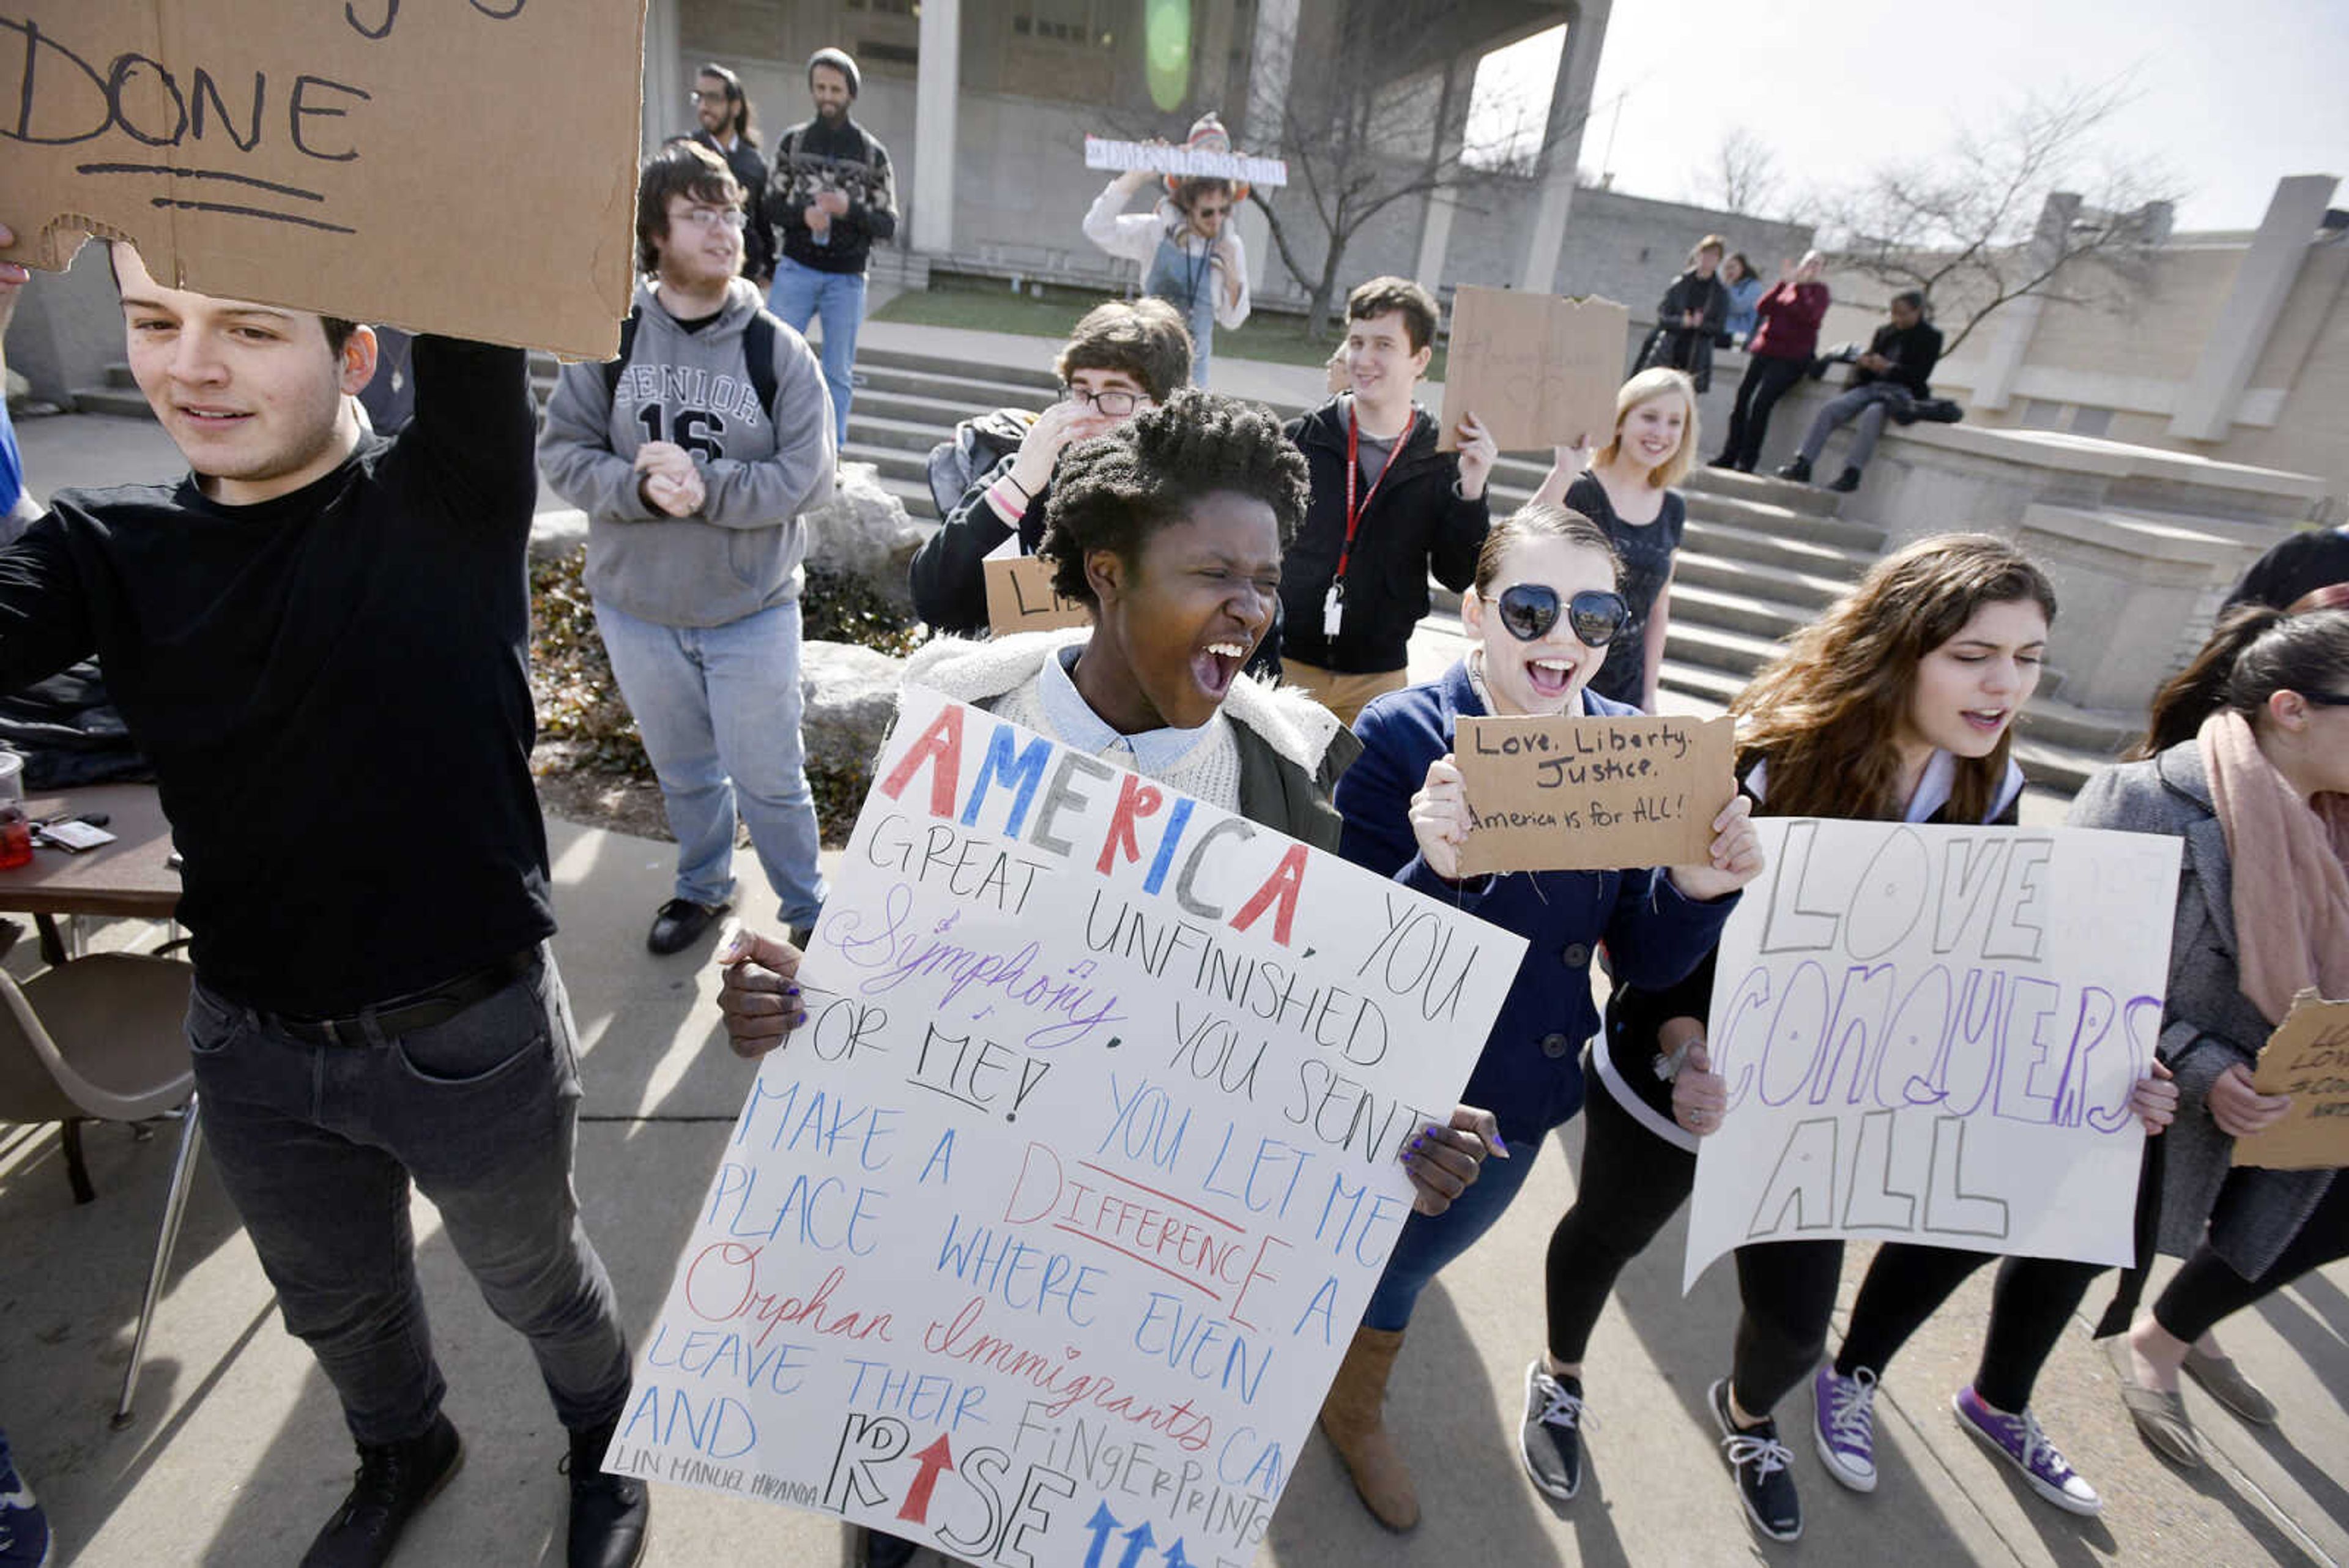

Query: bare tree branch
[1819,77,2178,356]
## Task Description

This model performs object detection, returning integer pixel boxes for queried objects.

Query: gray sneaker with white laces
[1519,1360,1587,1500]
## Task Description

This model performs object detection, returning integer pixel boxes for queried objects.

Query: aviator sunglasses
[1482,584,1633,646]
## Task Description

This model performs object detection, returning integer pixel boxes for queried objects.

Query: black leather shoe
[302,1413,464,1568]
[565,1418,650,1568]
[647,898,727,956]
[1707,453,1738,470]
[1775,456,1813,483]
[1828,465,1863,493]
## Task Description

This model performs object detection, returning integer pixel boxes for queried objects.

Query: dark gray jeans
[1797,383,1904,471]
[187,949,631,1446]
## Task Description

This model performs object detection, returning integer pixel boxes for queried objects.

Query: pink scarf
[2199,709,2349,1023]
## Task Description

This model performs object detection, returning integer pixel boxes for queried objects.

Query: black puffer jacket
[1278,398,1488,675]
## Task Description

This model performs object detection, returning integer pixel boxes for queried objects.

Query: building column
[1516,0,1609,295]
[911,0,963,255]
[1236,0,1300,296]
[2170,174,2339,442]
[640,0,683,154]
[1969,191,2080,412]
[1412,51,1476,291]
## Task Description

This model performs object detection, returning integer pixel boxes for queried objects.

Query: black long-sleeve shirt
[0,338,555,1016]
[1854,320,1944,398]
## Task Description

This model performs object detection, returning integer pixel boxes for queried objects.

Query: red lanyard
[1338,404,1413,585]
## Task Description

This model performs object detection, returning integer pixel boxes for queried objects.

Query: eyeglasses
[691,87,733,105]
[1063,385,1145,417]
[1482,584,1633,646]
[674,206,747,231]
[2302,691,2349,707]
[1192,204,1231,218]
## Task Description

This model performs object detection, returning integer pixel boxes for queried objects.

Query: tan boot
[1318,1326,1419,1531]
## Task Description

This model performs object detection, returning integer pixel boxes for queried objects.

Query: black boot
[1774,455,1813,483]
[1828,465,1863,493]
[565,1418,650,1568]
[302,1413,464,1568]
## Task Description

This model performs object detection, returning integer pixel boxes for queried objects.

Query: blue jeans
[768,256,866,448]
[1360,1132,1542,1332]
[594,597,828,926]
[187,953,631,1446]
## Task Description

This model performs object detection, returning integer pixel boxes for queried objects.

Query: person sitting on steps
[1777,289,1942,494]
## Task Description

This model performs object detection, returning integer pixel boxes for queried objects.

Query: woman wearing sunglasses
[2085,606,2349,1470]
[1315,501,1763,1533]
[1532,368,1700,712]
[1523,535,2176,1542]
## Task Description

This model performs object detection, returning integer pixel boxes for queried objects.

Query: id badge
[1322,584,1344,639]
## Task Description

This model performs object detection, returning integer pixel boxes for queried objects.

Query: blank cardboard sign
[1438,288,1629,454]
[2233,991,2349,1172]
[1,0,645,360]
[1455,712,1734,874]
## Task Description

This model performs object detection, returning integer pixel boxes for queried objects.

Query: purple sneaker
[1953,1386,2101,1515]
[1813,1365,1879,1492]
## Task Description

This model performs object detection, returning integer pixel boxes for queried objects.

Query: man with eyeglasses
[1083,113,1254,386]
[683,61,774,284]
[542,141,836,959]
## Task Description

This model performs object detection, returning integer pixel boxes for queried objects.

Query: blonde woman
[1532,368,1699,710]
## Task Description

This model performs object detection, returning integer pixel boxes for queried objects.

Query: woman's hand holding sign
[1409,754,1473,883]
[2208,1060,2291,1138]
[1666,793,1764,902]
[715,922,808,1058]
[1401,1105,1510,1215]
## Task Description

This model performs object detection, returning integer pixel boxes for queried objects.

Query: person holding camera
[1777,289,1942,494]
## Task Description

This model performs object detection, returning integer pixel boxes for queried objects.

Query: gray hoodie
[540,277,836,628]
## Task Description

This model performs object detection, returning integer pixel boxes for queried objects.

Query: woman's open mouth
[1526,656,1578,701]
[1193,641,1247,698]
[1961,707,2011,736]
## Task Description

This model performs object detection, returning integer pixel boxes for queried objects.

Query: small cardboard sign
[1084,135,1287,188]
[2232,990,2349,1171]
[1,0,645,360]
[1438,288,1630,455]
[1454,713,1735,874]
[983,554,1089,634]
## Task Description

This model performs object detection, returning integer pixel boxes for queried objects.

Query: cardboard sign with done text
[1,0,644,360]
[1455,713,1734,874]
[2232,990,2349,1171]
[1438,288,1630,454]
[983,554,1091,635]
[1083,135,1288,188]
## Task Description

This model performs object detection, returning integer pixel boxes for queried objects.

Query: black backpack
[601,304,781,413]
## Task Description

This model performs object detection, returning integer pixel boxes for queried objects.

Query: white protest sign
[618,683,1523,1566]
[1684,818,2181,1292]
[1085,135,1288,188]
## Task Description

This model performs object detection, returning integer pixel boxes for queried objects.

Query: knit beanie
[809,48,861,98]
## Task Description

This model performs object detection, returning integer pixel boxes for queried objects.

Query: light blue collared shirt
[1037,642,1219,775]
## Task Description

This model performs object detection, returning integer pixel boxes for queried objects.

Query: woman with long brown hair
[1520,535,2173,1540]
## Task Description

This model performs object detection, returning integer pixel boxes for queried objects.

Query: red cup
[0,805,30,871]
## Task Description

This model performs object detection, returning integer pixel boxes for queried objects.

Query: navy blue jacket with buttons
[1334,660,1740,1146]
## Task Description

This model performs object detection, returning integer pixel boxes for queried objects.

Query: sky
[1463,0,2349,233]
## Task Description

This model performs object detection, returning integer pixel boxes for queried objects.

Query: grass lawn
[871,274,1449,377]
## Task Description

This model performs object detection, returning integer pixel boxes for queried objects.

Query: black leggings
[2154,1173,2349,1343]
[1719,355,1810,469]
[1546,1066,1842,1416]
[1833,1245,2104,1413]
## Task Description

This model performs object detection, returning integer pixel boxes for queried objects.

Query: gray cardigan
[2067,741,2337,1278]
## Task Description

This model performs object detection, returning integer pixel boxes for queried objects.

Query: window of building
[1013,0,1113,48]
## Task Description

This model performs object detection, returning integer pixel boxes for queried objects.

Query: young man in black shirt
[687,61,774,284]
[0,232,647,1568]
[1778,289,1943,494]
[1279,277,1497,724]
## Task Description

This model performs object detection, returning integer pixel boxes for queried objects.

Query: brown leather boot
[1318,1326,1419,1531]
